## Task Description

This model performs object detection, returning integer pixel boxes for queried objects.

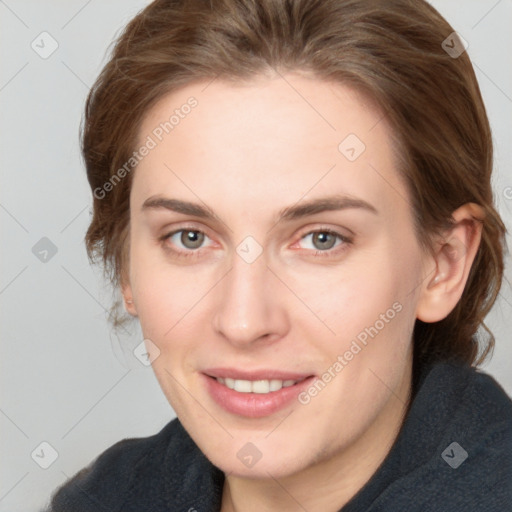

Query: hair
[82,0,507,380]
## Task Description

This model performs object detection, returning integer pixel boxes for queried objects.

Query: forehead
[138,73,385,152]
[132,73,409,223]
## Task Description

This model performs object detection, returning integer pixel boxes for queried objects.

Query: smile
[214,377,307,394]
[202,370,316,418]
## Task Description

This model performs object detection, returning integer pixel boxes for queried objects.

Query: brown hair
[82,0,507,376]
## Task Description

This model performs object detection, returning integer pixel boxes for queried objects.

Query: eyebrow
[141,194,378,222]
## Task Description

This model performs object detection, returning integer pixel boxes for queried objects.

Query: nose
[211,248,289,348]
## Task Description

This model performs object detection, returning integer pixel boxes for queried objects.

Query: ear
[121,269,138,317]
[416,203,484,323]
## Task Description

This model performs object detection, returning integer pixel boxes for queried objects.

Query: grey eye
[311,231,337,250]
[300,231,341,251]
[176,230,205,249]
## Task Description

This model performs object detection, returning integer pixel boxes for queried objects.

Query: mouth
[202,368,316,418]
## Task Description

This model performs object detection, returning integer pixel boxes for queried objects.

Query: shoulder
[44,418,186,512]
[431,361,512,472]
[426,360,512,433]
[401,360,512,510]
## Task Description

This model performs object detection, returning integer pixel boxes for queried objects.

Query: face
[123,73,431,479]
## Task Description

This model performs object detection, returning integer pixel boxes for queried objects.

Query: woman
[46,0,512,510]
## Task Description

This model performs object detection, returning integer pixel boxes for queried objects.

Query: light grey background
[1,1,511,510]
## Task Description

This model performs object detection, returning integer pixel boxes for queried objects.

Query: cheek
[308,242,422,375]
[293,250,414,342]
[129,242,212,339]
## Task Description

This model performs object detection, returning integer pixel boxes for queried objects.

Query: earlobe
[123,297,138,317]
[416,203,484,323]
[123,296,138,316]
[121,277,138,317]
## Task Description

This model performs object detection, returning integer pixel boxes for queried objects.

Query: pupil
[314,232,335,250]
[182,230,203,249]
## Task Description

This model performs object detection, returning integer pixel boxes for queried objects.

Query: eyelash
[159,226,353,260]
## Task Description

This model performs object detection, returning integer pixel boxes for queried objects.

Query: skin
[121,72,483,511]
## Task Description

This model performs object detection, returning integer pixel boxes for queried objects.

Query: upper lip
[203,368,314,381]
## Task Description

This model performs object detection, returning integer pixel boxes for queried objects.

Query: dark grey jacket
[45,361,512,511]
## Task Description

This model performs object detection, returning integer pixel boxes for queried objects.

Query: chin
[195,428,315,479]
[217,452,306,480]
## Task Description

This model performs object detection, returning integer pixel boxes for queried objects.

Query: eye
[160,228,213,257]
[296,229,352,257]
[173,229,206,249]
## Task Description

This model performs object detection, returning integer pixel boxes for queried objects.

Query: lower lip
[202,374,316,418]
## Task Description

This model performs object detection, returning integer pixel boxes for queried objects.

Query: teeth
[234,379,252,393]
[269,379,283,392]
[252,380,270,393]
[216,377,302,394]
